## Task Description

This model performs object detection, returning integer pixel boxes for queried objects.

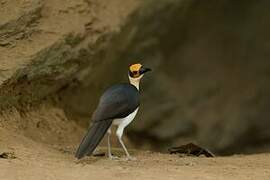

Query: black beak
[140,67,152,74]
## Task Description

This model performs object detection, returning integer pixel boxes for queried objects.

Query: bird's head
[128,63,151,79]
[128,63,151,89]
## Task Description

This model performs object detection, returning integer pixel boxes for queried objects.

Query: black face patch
[129,70,140,78]
[129,70,134,77]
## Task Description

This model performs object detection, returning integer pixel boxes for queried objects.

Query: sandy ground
[0,111,270,180]
[0,99,269,180]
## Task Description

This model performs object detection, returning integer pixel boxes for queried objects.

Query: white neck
[129,75,142,90]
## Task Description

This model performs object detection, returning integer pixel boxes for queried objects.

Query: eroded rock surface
[1,0,270,154]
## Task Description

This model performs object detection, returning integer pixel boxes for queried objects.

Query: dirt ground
[0,107,269,180]
[1,132,270,180]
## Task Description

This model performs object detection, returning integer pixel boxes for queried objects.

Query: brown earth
[1,119,270,180]
[0,105,269,180]
[1,0,270,179]
[2,0,270,154]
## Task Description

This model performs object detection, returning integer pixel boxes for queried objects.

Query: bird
[75,63,151,160]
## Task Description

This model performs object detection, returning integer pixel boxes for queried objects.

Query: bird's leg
[116,126,136,161]
[107,127,112,158]
[107,127,118,160]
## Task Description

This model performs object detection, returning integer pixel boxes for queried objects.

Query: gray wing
[93,83,140,122]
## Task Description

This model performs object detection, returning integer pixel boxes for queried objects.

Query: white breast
[113,108,139,128]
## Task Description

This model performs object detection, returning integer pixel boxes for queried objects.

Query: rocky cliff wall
[1,0,270,154]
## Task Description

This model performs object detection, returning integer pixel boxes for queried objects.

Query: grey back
[93,83,140,122]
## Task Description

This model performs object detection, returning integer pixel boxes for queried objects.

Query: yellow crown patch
[129,63,142,72]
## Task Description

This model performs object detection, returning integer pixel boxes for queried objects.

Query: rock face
[0,0,140,111]
[1,0,270,154]
[115,0,270,154]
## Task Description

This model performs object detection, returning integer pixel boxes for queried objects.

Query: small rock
[0,152,16,159]
[1,0,6,5]
[168,143,215,157]
[0,41,10,47]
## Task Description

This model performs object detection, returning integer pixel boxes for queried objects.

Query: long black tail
[75,119,113,159]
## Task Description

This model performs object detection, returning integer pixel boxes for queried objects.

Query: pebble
[1,0,6,5]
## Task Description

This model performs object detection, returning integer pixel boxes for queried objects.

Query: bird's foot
[124,156,137,161]
[108,154,120,160]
